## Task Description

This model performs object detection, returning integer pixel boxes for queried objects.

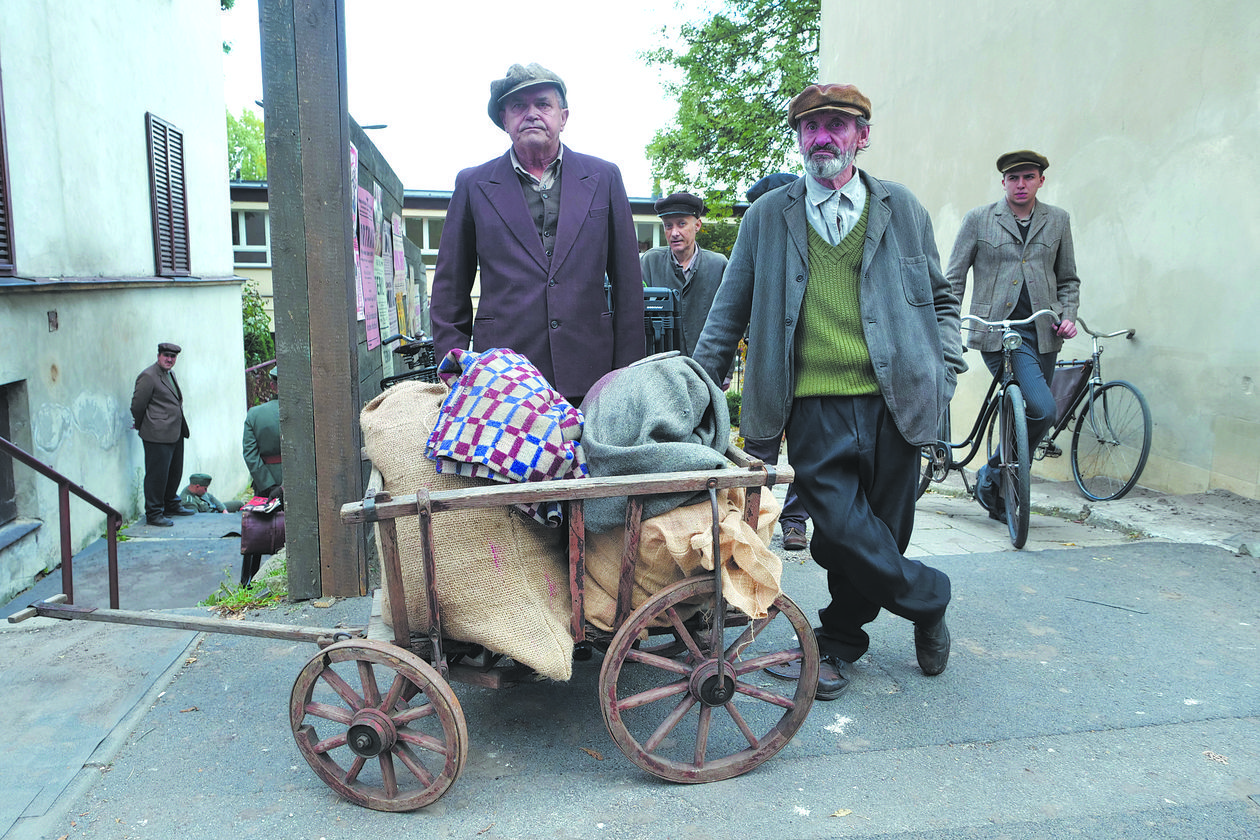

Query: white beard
[803,144,856,181]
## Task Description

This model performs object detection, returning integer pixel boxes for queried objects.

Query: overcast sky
[220,0,705,197]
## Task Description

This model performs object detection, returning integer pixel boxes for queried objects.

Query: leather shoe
[914,616,950,676]
[815,654,851,700]
[147,516,174,527]
[165,505,196,516]
[782,525,807,551]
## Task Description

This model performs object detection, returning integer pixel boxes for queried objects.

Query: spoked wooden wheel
[290,639,467,812]
[599,576,818,783]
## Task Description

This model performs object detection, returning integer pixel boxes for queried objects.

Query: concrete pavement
[2,478,1258,839]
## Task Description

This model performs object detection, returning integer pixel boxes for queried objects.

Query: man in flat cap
[639,191,727,357]
[430,62,644,405]
[130,342,195,526]
[694,83,965,700]
[946,151,1080,522]
[180,473,227,513]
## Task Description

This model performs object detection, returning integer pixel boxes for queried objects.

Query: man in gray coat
[130,342,194,526]
[639,191,727,357]
[693,83,965,700]
[946,150,1080,521]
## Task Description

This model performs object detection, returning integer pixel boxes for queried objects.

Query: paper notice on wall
[374,254,390,344]
[351,143,363,319]
[358,185,380,349]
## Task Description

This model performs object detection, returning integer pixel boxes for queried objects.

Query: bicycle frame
[1037,318,1135,457]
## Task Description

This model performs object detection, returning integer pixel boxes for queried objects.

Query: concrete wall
[0,1,245,602]
[821,0,1260,499]
[2,0,234,279]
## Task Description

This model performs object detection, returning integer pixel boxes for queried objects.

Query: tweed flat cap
[488,63,567,129]
[787,83,871,128]
[158,342,181,355]
[654,192,705,218]
[997,150,1049,173]
[190,473,212,485]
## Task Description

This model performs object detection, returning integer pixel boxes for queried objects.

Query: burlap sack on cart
[584,486,782,633]
[360,380,574,681]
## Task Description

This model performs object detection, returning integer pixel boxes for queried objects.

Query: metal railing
[0,436,123,608]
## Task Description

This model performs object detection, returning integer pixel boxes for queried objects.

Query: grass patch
[200,555,287,615]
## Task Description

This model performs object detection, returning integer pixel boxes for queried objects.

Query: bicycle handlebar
[961,309,1059,331]
[1075,317,1136,340]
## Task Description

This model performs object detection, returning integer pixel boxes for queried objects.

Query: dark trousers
[241,554,262,586]
[787,395,951,662]
[981,344,1058,471]
[142,438,184,520]
[741,434,809,530]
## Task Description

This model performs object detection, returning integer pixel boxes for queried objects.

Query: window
[231,209,270,266]
[0,66,14,276]
[405,216,444,269]
[146,112,190,277]
[636,221,662,254]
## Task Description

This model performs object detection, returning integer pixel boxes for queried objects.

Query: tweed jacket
[693,172,965,447]
[130,362,189,444]
[243,399,282,494]
[946,199,1080,354]
[430,146,645,402]
[640,246,728,356]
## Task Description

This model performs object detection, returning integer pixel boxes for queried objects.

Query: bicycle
[918,309,1059,549]
[1032,318,1152,501]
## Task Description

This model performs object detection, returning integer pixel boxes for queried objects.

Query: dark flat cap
[997,150,1049,173]
[158,342,181,355]
[488,63,567,129]
[654,192,705,218]
[190,473,212,485]
[787,83,871,128]
[746,173,798,203]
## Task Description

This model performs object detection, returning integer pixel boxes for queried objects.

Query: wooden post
[259,0,365,598]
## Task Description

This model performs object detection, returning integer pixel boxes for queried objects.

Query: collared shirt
[511,145,564,256]
[671,249,698,283]
[805,168,868,246]
[510,144,564,191]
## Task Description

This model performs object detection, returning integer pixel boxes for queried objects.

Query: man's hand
[1055,318,1078,339]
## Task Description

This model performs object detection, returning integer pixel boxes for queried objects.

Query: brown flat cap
[997,150,1049,173]
[488,63,567,130]
[158,342,181,355]
[654,192,705,218]
[787,83,871,128]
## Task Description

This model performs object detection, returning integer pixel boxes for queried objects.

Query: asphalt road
[13,538,1259,840]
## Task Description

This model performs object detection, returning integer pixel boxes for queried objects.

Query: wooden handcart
[10,448,818,813]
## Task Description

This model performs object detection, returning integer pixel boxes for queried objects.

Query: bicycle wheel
[999,384,1031,548]
[1071,380,1152,501]
[917,409,952,499]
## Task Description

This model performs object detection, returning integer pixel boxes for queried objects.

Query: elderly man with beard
[693,83,965,700]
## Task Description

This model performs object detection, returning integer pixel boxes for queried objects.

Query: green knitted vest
[794,199,879,397]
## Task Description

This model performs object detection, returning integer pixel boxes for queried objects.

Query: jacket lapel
[477,152,548,272]
[860,172,892,276]
[783,176,809,267]
[995,203,1022,243]
[549,147,595,279]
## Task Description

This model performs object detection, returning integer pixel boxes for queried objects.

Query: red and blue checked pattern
[427,348,588,493]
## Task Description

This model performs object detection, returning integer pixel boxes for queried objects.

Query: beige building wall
[821,0,1260,499]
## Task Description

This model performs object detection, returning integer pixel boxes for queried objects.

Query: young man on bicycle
[946,150,1081,521]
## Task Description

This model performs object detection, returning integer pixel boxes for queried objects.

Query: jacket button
[548,279,556,286]
[550,320,560,329]
[795,275,804,283]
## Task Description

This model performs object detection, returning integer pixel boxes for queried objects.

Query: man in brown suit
[130,342,194,526]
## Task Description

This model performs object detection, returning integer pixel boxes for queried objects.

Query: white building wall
[821,0,1260,499]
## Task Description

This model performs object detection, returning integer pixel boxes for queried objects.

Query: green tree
[241,280,275,368]
[644,0,819,212]
[222,0,235,53]
[227,108,267,181]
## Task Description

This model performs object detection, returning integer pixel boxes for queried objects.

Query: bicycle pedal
[1043,441,1063,458]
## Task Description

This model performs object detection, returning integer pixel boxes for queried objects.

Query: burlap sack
[584,486,782,633]
[360,381,574,681]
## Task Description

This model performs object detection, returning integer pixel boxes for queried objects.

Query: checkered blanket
[427,348,587,525]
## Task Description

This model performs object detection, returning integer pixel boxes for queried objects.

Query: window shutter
[0,67,15,276]
[146,112,191,277]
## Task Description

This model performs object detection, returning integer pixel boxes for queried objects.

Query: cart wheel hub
[689,659,737,706]
[347,707,396,757]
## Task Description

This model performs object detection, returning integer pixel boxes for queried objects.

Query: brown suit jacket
[131,362,189,444]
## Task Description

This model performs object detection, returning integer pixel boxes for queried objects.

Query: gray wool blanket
[580,352,731,533]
